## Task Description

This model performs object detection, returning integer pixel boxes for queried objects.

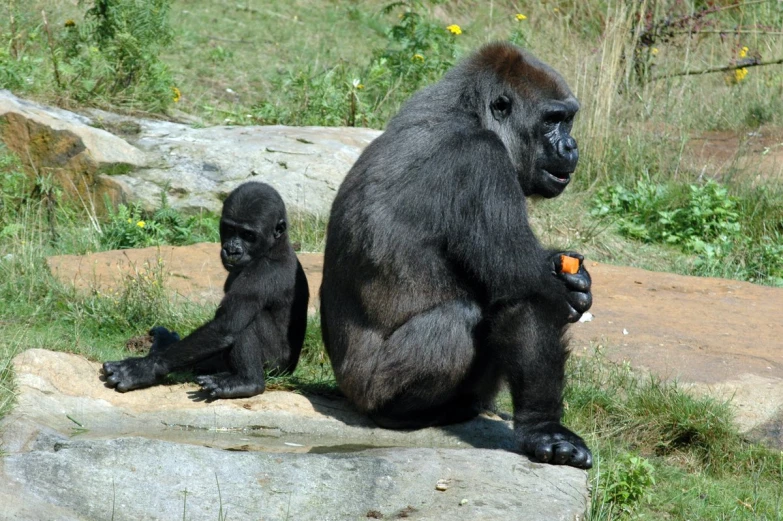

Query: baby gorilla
[101,182,309,399]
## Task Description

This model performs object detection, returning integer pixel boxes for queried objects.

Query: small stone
[459,499,468,506]
[435,479,449,491]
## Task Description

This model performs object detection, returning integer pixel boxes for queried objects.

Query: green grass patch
[568,352,783,519]
[591,178,783,285]
[495,348,783,519]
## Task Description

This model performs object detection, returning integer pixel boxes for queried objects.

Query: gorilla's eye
[543,110,574,129]
[490,95,512,120]
[240,230,256,243]
[274,219,287,239]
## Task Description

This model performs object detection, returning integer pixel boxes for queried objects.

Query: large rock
[100,114,381,216]
[0,90,147,208]
[0,90,381,216]
[0,349,588,521]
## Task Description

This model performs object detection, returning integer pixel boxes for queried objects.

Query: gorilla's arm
[102,267,267,392]
[443,133,576,318]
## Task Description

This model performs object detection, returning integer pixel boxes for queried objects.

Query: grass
[563,350,783,520]
[2,0,783,519]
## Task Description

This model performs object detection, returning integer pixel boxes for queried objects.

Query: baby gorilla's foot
[195,373,265,399]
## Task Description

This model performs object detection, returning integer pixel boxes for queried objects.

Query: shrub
[604,453,656,515]
[593,178,783,285]
[99,198,219,250]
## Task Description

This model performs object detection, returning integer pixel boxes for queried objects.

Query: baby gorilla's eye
[240,231,256,243]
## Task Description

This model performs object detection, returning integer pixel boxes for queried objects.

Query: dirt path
[48,245,783,446]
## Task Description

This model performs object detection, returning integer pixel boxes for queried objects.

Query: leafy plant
[369,0,458,96]
[56,0,176,109]
[593,179,740,249]
[604,453,656,515]
[592,178,782,285]
[99,197,219,250]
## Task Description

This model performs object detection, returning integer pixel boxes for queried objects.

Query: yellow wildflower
[127,218,132,224]
[64,19,75,28]
[651,47,659,55]
[739,46,749,58]
[515,14,527,21]
[412,53,424,62]
[734,67,748,83]
[554,7,560,13]
[171,86,181,103]
[137,221,146,228]
[446,24,462,35]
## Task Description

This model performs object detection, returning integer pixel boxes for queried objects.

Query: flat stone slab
[1,90,381,216]
[2,439,585,521]
[0,349,588,521]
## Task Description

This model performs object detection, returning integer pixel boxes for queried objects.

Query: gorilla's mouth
[221,256,243,271]
[544,169,572,184]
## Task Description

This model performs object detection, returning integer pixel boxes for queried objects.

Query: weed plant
[592,179,783,285]
[251,0,459,127]
[2,0,176,110]
[100,199,219,250]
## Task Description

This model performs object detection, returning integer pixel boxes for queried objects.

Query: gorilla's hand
[149,326,180,355]
[550,251,592,322]
[516,420,593,469]
[102,356,168,392]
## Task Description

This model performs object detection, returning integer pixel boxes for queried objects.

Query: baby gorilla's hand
[102,356,168,392]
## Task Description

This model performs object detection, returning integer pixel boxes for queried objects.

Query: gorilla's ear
[274,219,287,239]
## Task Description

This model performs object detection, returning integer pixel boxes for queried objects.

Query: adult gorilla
[102,182,309,399]
[320,43,593,468]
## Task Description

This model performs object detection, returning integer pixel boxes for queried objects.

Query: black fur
[102,182,309,399]
[320,43,593,468]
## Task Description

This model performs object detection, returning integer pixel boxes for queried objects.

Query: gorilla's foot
[516,421,593,469]
[102,357,166,392]
[195,373,265,399]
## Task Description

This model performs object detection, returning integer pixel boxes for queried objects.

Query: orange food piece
[560,255,580,275]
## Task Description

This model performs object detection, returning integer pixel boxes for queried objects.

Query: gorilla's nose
[222,246,243,262]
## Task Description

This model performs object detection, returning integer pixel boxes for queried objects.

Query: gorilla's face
[219,184,288,272]
[530,98,580,198]
[219,221,257,271]
[480,45,580,200]
[489,93,579,199]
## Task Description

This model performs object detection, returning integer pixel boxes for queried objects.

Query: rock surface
[47,245,783,447]
[0,90,146,208]
[0,349,588,521]
[0,90,381,216]
[569,263,783,443]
